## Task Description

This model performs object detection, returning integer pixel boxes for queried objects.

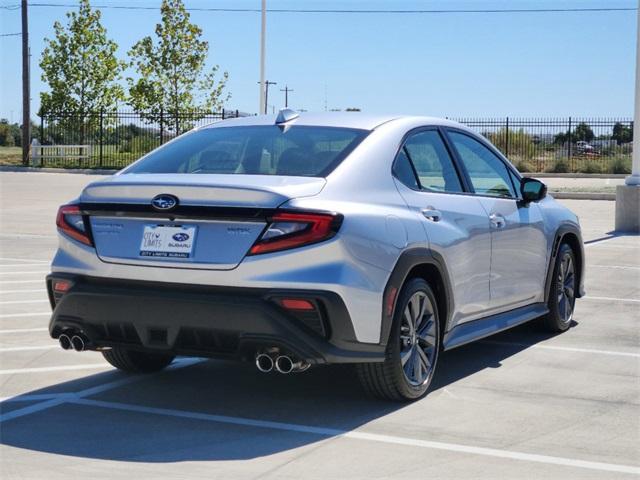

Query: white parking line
[0,345,57,353]
[481,340,640,358]
[0,364,108,375]
[0,289,46,294]
[0,312,50,319]
[589,265,640,270]
[70,398,640,476]
[0,264,51,268]
[0,299,49,305]
[0,271,48,276]
[0,358,202,422]
[583,295,640,304]
[0,257,48,263]
[0,280,45,285]
[0,327,48,334]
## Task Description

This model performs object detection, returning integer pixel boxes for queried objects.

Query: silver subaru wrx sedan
[47,110,585,401]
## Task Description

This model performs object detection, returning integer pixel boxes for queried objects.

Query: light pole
[259,0,266,114]
[615,2,640,231]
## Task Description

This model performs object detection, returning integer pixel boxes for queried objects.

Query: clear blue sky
[0,0,636,121]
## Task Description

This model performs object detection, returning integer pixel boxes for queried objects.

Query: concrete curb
[550,192,616,201]
[0,166,118,175]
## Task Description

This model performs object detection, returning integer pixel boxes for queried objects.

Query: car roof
[202,112,466,131]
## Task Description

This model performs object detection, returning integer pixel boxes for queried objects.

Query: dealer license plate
[139,225,197,258]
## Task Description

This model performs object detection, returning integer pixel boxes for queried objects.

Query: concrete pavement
[0,172,638,479]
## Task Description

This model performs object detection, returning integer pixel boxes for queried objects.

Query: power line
[13,3,638,14]
[0,32,21,36]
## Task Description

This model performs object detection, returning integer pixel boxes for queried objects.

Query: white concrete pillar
[627,3,640,185]
[615,2,640,232]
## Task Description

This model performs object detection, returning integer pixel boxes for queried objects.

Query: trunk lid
[81,174,325,270]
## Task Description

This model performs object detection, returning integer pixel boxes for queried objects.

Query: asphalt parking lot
[0,171,638,479]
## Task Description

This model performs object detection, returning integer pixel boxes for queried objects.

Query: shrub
[547,159,569,173]
[577,162,603,174]
[608,157,631,174]
[513,159,534,172]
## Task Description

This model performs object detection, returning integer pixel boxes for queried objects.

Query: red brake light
[249,211,342,255]
[56,205,92,246]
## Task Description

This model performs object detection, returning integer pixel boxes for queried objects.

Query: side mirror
[520,178,547,203]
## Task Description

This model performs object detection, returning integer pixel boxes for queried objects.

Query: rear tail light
[249,211,342,255]
[56,204,93,246]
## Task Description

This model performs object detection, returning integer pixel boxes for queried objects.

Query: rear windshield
[125,125,369,177]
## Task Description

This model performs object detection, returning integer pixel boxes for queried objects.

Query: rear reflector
[53,279,72,293]
[280,298,316,311]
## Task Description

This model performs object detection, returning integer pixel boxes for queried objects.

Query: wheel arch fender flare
[544,223,586,303]
[380,248,454,346]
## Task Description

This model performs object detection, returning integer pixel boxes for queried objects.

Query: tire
[357,278,440,401]
[102,347,175,373]
[542,243,576,332]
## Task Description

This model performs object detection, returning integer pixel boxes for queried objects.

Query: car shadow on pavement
[0,320,574,462]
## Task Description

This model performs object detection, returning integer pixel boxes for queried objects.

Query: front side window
[448,131,516,198]
[125,126,368,177]
[393,130,463,193]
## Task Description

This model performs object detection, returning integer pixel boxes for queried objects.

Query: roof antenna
[275,108,299,124]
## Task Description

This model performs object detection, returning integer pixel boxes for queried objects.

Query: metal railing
[36,109,243,169]
[450,117,633,174]
[34,113,633,173]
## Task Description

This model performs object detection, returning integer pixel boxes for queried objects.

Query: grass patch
[0,147,23,166]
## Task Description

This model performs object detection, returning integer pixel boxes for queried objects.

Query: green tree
[612,122,633,144]
[572,122,594,142]
[128,0,229,134]
[39,0,125,141]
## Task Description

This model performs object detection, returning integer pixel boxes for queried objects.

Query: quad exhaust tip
[59,334,72,350]
[71,335,85,352]
[275,355,310,374]
[255,353,274,373]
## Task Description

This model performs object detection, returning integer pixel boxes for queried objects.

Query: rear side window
[393,129,463,193]
[125,126,368,177]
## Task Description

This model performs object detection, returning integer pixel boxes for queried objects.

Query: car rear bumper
[47,274,385,364]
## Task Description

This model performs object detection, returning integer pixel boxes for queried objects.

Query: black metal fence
[450,117,633,174]
[35,109,243,169]
[33,112,633,173]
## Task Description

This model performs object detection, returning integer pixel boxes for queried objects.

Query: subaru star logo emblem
[151,194,178,211]
[172,233,189,242]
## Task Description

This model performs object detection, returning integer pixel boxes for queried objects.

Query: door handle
[489,213,506,229]
[421,207,442,222]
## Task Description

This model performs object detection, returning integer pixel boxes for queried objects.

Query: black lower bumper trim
[47,274,385,364]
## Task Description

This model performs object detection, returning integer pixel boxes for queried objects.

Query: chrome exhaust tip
[255,353,274,373]
[275,355,311,374]
[275,355,294,374]
[59,334,72,350]
[71,335,85,352]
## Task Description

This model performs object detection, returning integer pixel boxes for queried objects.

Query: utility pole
[258,81,277,115]
[280,86,294,108]
[21,0,30,166]
[259,0,266,114]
